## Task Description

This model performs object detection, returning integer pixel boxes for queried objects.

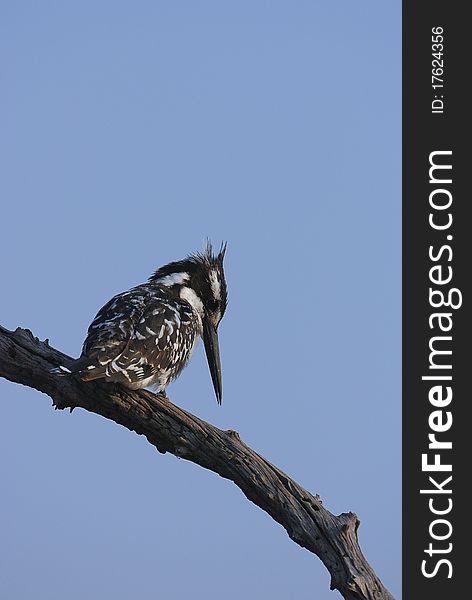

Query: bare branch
[0,324,394,600]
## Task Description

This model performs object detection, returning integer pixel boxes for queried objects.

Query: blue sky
[0,2,401,599]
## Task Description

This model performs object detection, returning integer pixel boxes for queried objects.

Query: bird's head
[149,241,228,403]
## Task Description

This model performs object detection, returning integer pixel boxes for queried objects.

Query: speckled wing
[79,286,151,376]
[81,288,200,389]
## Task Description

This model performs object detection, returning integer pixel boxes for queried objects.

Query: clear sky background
[0,2,400,599]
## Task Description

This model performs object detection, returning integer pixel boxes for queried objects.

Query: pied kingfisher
[52,242,228,403]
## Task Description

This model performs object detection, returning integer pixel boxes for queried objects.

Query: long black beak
[203,316,223,404]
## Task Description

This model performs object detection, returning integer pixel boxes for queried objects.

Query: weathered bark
[0,324,395,600]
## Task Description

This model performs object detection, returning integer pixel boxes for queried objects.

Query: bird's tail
[50,365,73,376]
[50,356,95,377]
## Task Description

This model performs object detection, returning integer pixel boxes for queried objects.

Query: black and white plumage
[52,243,228,403]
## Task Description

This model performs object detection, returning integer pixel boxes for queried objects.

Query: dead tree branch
[0,324,394,600]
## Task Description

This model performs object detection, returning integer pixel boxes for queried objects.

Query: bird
[51,242,228,404]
